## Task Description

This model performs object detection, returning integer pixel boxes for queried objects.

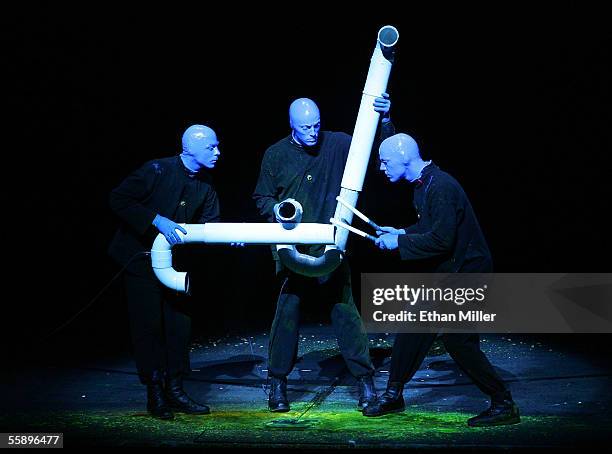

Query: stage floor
[2,325,611,449]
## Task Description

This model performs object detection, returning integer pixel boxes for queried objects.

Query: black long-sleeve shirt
[253,123,395,258]
[108,156,220,273]
[253,131,351,225]
[398,162,492,272]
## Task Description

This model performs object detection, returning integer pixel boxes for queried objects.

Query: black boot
[146,371,174,420]
[268,376,289,412]
[362,381,405,417]
[467,397,520,427]
[164,376,210,415]
[357,375,377,411]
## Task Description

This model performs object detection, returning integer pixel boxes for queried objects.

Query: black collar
[178,155,198,178]
[413,161,436,187]
[288,132,323,155]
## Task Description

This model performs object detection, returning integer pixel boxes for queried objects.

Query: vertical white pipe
[334,25,398,253]
[341,26,398,192]
[281,25,398,264]
[332,188,358,253]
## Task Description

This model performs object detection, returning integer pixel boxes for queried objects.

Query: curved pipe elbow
[151,233,189,293]
[277,245,343,277]
[154,267,189,294]
[274,198,344,275]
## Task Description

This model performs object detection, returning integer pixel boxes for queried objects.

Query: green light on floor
[1,404,600,447]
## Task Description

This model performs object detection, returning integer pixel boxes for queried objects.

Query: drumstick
[335,196,382,231]
[330,218,377,242]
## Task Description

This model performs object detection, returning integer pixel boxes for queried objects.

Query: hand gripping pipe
[277,25,399,277]
[151,220,335,292]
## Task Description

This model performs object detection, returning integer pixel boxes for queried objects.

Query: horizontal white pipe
[167,223,334,244]
[152,222,335,292]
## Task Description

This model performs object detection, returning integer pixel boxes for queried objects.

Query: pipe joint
[276,198,303,230]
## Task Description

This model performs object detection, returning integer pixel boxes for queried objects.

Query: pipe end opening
[278,201,297,220]
[378,25,399,47]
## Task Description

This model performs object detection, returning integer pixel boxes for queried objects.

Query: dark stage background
[7,5,611,365]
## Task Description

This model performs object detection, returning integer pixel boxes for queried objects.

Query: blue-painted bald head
[181,125,220,170]
[289,98,321,147]
[379,133,421,182]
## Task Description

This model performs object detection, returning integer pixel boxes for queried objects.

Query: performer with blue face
[253,94,394,413]
[288,98,321,146]
[288,96,391,147]
[362,133,520,427]
[109,124,221,420]
[180,125,221,171]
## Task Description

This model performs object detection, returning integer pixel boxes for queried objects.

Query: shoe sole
[468,416,521,427]
[362,407,406,417]
[357,402,378,412]
[269,407,290,413]
[168,405,211,415]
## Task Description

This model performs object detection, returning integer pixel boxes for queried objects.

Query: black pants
[389,333,511,402]
[124,270,192,384]
[268,260,374,378]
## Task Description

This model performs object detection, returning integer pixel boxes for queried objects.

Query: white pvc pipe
[278,25,398,274]
[335,25,398,251]
[276,198,303,229]
[152,26,398,290]
[341,26,398,192]
[330,217,376,242]
[152,223,335,292]
[330,188,359,254]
